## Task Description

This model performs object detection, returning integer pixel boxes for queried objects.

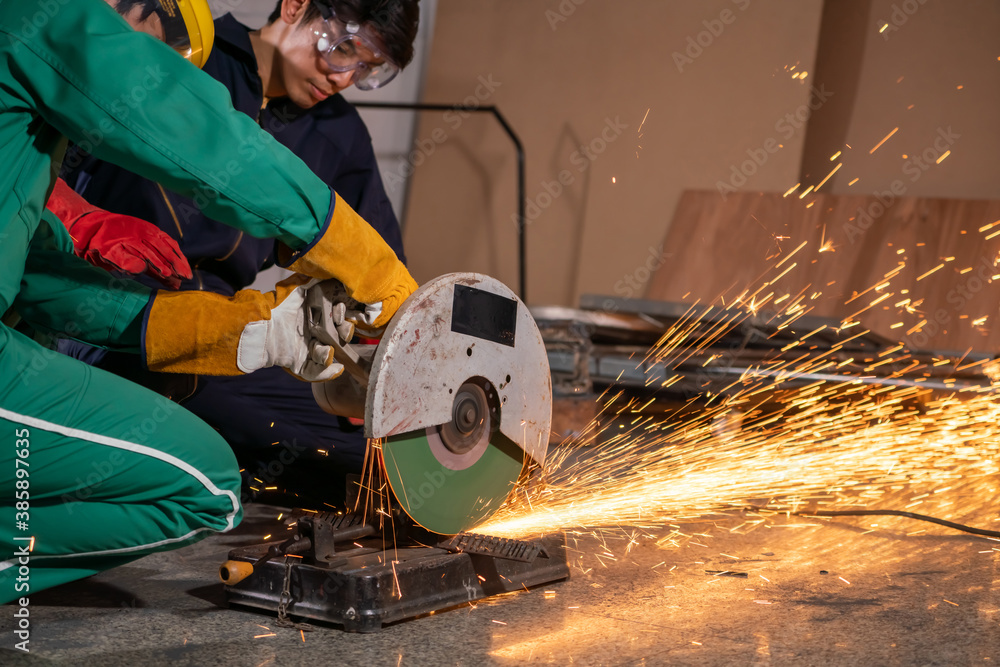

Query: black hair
[113,0,159,22]
[267,0,419,68]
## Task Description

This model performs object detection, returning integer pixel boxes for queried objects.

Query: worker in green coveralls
[0,0,416,603]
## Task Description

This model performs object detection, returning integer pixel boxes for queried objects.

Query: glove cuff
[276,192,417,323]
[145,289,272,375]
[45,178,99,252]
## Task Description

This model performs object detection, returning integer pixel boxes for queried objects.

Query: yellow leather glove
[277,193,417,329]
[145,275,344,380]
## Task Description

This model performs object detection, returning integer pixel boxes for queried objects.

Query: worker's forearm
[0,0,330,250]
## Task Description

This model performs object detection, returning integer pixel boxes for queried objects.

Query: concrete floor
[2,479,999,666]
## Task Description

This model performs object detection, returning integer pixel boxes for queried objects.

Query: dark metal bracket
[353,102,527,302]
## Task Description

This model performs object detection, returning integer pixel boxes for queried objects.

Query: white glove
[308,280,386,337]
[236,275,345,381]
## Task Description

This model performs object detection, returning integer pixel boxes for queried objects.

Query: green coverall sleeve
[13,210,150,351]
[0,0,332,249]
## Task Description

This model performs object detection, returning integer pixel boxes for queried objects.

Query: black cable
[791,509,1000,538]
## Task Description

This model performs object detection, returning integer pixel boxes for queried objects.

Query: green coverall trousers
[0,323,242,603]
[0,0,347,602]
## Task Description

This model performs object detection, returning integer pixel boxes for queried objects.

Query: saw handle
[219,560,254,586]
[219,533,312,585]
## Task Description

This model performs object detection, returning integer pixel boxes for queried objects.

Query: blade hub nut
[440,382,490,454]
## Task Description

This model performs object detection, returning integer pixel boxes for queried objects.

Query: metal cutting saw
[311,271,552,534]
[220,273,567,631]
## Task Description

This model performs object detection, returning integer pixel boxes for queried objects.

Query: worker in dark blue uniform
[62,0,420,503]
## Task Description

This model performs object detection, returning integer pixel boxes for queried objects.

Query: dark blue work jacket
[62,14,405,296]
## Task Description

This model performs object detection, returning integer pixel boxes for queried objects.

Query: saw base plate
[223,530,569,632]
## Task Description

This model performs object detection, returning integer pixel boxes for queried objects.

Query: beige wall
[800,0,1000,198]
[404,0,824,305]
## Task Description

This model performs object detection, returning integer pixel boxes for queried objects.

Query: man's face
[276,9,361,109]
[107,1,166,40]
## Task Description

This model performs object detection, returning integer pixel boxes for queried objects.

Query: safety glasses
[312,2,400,90]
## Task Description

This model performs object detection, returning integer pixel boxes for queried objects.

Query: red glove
[46,178,193,289]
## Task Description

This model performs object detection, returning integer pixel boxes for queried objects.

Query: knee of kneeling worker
[171,470,244,536]
[162,422,244,534]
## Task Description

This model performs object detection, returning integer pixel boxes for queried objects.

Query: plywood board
[647,190,1000,353]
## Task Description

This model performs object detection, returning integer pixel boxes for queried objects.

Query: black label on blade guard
[451,284,517,347]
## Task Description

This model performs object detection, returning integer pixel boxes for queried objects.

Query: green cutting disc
[381,427,524,535]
